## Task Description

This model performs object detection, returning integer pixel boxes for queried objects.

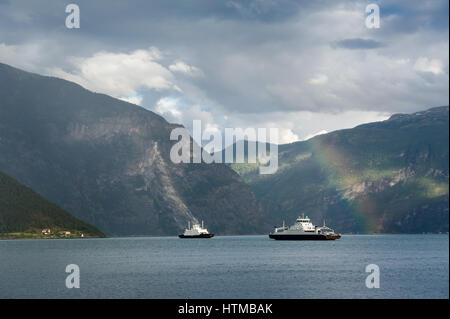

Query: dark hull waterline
[178,233,214,238]
[269,234,341,240]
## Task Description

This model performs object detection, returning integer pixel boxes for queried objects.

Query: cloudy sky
[0,0,448,144]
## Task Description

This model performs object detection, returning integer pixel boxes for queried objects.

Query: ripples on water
[0,235,448,298]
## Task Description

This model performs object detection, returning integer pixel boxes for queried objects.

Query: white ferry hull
[270,215,341,241]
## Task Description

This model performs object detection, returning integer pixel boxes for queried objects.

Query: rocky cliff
[231,106,449,233]
[0,63,269,236]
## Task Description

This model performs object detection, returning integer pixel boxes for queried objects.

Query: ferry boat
[179,221,214,238]
[269,215,341,240]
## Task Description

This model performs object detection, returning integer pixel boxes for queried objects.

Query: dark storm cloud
[333,38,384,50]
[0,0,448,142]
[380,0,449,33]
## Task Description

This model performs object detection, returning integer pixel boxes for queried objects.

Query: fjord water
[0,235,448,299]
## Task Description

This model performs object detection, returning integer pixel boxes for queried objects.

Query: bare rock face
[343,166,417,200]
[0,63,270,236]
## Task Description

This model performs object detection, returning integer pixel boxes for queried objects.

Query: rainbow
[309,138,380,233]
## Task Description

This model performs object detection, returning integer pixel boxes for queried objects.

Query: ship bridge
[293,215,315,232]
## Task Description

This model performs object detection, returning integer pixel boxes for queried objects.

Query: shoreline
[1,232,448,240]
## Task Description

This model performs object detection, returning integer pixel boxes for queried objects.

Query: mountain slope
[0,63,270,236]
[232,106,449,233]
[0,170,104,238]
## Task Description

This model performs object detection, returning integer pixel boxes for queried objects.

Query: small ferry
[179,221,214,238]
[269,215,341,240]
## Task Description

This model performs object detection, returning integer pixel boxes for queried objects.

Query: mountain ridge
[0,62,270,236]
[230,106,449,233]
[0,170,105,238]
[1,62,448,235]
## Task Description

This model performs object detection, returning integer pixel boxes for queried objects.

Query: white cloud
[278,128,300,144]
[183,105,220,134]
[0,43,17,63]
[49,47,176,98]
[169,61,202,76]
[155,97,182,119]
[302,130,328,141]
[413,57,444,75]
[1,0,448,145]
[395,58,410,65]
[223,110,390,145]
[120,94,143,105]
[0,42,43,71]
[309,74,328,85]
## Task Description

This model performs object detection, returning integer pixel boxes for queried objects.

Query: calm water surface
[0,235,448,298]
